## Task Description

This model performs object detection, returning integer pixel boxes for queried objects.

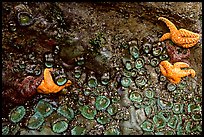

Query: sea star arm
[181,42,199,48]
[158,17,178,32]
[37,81,48,93]
[44,68,56,88]
[168,77,180,84]
[173,62,189,68]
[177,37,200,45]
[159,33,171,41]
[188,69,196,77]
[178,29,200,38]
[159,64,167,76]
[177,69,196,78]
[50,80,72,93]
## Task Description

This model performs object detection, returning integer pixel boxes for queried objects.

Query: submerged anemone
[27,112,44,130]
[95,96,110,111]
[17,12,34,26]
[9,106,26,123]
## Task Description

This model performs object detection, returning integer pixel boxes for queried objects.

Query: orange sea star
[37,68,72,94]
[158,17,200,48]
[159,60,195,84]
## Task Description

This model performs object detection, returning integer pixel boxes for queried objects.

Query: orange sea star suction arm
[159,33,171,41]
[180,69,196,78]
[178,29,200,38]
[168,77,180,84]
[158,17,178,32]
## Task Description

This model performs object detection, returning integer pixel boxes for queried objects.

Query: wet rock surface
[2,2,202,135]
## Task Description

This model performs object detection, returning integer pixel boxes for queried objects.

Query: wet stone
[143,131,154,135]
